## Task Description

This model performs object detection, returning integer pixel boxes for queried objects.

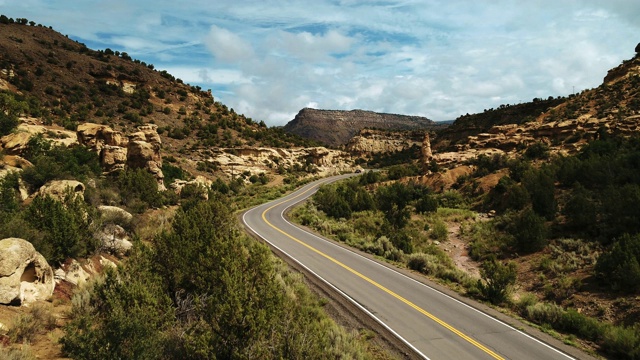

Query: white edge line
[273,177,578,360]
[242,207,431,360]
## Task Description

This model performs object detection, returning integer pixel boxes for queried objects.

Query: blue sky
[1,0,639,126]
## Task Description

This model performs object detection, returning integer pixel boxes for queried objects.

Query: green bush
[601,325,640,360]
[115,168,163,211]
[61,264,173,360]
[509,208,548,253]
[595,233,640,292]
[0,92,28,136]
[24,193,97,264]
[429,220,448,241]
[477,256,517,304]
[21,137,101,192]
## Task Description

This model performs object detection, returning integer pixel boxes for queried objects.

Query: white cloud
[269,29,355,61]
[1,0,639,124]
[204,25,254,63]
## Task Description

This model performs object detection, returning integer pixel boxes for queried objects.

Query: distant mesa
[283,108,446,147]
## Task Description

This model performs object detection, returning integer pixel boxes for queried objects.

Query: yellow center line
[261,181,504,360]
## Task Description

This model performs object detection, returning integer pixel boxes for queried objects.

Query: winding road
[242,174,595,360]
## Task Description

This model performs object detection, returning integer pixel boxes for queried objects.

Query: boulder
[0,131,32,155]
[100,145,128,174]
[63,260,91,286]
[171,175,213,200]
[0,124,76,155]
[97,205,133,223]
[0,238,54,305]
[96,224,133,257]
[36,180,85,202]
[0,155,32,169]
[77,123,126,151]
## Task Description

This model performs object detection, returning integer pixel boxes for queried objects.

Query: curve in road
[242,174,593,360]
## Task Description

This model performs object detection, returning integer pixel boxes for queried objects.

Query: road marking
[260,196,505,360]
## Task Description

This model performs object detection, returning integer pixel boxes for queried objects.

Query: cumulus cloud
[269,29,355,61]
[204,25,254,63]
[2,0,639,124]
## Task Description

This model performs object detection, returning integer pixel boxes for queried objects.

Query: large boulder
[100,145,128,174]
[97,205,133,223]
[77,123,126,151]
[0,124,77,155]
[0,238,55,305]
[36,180,85,202]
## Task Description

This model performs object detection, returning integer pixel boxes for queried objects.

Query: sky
[1,1,639,126]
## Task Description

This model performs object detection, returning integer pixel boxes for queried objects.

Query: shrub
[407,253,445,276]
[477,256,517,304]
[429,220,448,241]
[595,233,640,292]
[115,168,163,211]
[524,141,550,159]
[601,325,640,360]
[509,208,548,253]
[7,304,56,343]
[24,193,97,264]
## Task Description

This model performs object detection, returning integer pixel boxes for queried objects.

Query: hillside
[283,107,446,147]
[0,18,403,360]
[0,20,357,183]
[431,51,640,167]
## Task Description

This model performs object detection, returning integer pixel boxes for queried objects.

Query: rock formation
[126,125,164,190]
[96,224,133,257]
[36,180,85,202]
[204,146,354,180]
[76,123,126,152]
[0,238,55,305]
[421,133,432,173]
[284,108,443,146]
[76,123,165,189]
[345,129,424,156]
[0,122,76,155]
[171,175,213,199]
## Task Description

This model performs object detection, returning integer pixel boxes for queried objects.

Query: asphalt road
[242,174,593,360]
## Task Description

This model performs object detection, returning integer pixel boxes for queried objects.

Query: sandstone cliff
[284,108,444,147]
[345,129,425,157]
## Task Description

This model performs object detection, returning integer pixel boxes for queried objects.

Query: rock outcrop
[421,133,432,172]
[76,123,165,188]
[345,129,424,156]
[96,224,133,257]
[284,108,443,146]
[0,238,55,305]
[0,122,76,155]
[126,125,164,190]
[171,175,213,199]
[76,123,126,152]
[204,146,354,180]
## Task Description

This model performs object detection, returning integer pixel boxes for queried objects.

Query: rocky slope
[430,51,640,169]
[0,21,355,184]
[283,108,446,147]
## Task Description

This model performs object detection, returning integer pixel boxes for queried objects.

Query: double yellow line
[261,182,504,360]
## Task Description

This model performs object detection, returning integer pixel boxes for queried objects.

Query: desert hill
[283,107,446,147]
[0,20,356,183]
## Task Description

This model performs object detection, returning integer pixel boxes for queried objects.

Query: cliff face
[345,129,424,157]
[283,108,444,147]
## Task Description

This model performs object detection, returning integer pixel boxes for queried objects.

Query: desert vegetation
[291,135,640,358]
